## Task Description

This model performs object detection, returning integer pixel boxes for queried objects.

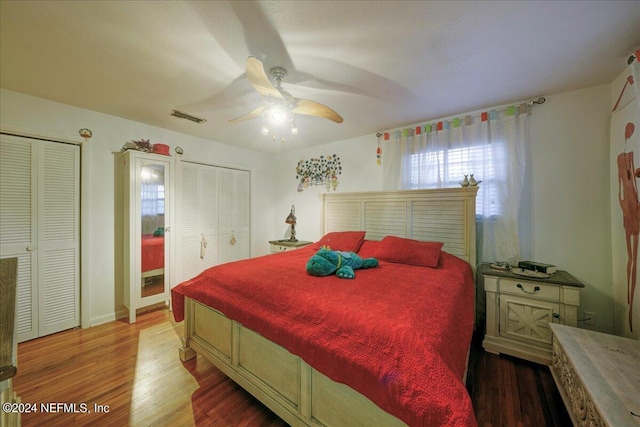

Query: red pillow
[356,240,380,258]
[375,236,443,268]
[314,231,366,252]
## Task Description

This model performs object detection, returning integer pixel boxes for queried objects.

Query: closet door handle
[26,246,35,251]
[200,234,207,259]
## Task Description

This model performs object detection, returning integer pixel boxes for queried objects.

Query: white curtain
[383,107,529,264]
[633,50,640,112]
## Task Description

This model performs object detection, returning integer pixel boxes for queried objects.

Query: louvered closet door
[38,142,80,337]
[219,168,250,264]
[177,162,199,282]
[198,165,219,271]
[176,163,250,284]
[0,136,37,341]
[176,162,219,283]
[0,135,79,342]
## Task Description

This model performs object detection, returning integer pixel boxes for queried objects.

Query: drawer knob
[517,283,540,294]
[553,313,560,319]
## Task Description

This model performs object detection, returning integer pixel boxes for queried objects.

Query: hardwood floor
[13,308,570,427]
[466,332,571,427]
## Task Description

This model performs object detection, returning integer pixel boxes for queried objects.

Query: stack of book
[518,260,556,274]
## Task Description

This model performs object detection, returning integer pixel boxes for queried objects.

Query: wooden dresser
[550,324,640,426]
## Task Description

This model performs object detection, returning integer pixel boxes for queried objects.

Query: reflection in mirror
[140,163,165,298]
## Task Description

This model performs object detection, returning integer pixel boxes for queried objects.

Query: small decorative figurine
[460,175,469,187]
[469,174,482,186]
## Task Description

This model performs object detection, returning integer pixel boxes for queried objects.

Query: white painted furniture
[1,258,20,427]
[0,134,80,342]
[268,240,313,253]
[119,150,175,323]
[176,162,250,284]
[481,264,584,365]
[179,187,478,427]
[550,324,640,426]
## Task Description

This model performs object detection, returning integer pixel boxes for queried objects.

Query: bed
[172,188,478,427]
[141,234,164,279]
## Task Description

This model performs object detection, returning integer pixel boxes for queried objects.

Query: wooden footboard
[180,297,408,427]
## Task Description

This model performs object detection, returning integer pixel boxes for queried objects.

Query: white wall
[528,84,613,333]
[0,89,275,326]
[270,134,384,241]
[272,84,615,333]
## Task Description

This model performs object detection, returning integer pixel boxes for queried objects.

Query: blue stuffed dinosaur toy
[306,247,378,279]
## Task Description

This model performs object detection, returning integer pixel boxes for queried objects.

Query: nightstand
[480,263,584,365]
[269,240,313,253]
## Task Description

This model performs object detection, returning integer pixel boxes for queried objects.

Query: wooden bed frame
[179,188,477,427]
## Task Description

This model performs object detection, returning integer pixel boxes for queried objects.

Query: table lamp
[285,205,297,242]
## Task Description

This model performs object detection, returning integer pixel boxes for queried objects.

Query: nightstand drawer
[500,278,560,301]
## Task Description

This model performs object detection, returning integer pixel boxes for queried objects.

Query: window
[407,141,506,217]
[140,164,165,216]
[141,183,165,216]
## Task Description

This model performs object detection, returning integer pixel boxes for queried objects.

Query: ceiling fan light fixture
[229,57,343,139]
[265,106,288,124]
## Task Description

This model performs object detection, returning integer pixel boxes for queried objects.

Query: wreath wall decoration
[295,154,341,192]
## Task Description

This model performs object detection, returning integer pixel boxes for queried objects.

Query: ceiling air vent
[170,110,206,124]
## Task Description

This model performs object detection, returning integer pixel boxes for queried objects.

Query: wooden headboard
[322,188,478,267]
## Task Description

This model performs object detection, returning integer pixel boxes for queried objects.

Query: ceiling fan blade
[246,57,285,100]
[227,105,266,123]
[292,98,344,123]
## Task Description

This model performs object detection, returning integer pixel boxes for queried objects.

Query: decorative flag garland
[373,99,544,165]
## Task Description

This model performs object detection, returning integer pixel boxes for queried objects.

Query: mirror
[140,163,165,298]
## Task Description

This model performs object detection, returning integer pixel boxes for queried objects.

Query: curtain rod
[379,97,546,136]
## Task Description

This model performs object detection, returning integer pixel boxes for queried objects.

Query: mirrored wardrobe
[120,150,175,323]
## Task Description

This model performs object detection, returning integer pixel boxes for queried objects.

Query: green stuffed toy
[306,247,378,279]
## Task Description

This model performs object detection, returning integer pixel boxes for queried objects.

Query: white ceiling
[1,1,639,153]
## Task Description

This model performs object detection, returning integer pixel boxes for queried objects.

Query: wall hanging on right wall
[295,154,341,192]
[611,50,640,338]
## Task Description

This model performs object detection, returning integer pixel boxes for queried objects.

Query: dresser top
[479,263,585,288]
[550,324,640,426]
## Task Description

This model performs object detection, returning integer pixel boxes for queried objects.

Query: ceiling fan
[228,57,344,130]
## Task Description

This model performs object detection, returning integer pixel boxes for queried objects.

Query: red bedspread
[141,235,163,273]
[172,245,477,427]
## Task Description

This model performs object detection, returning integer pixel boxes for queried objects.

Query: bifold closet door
[177,162,219,283]
[218,168,250,264]
[0,134,80,342]
[176,162,250,284]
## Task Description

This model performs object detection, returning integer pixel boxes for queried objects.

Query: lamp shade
[285,205,296,224]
